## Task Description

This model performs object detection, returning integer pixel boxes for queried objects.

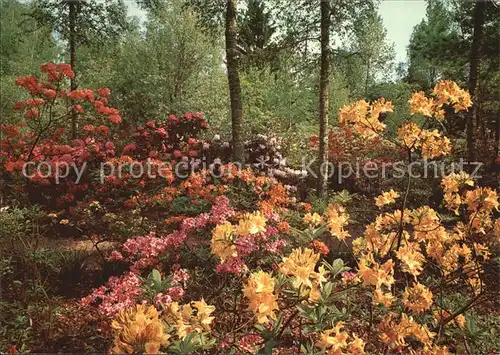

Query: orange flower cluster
[279,248,327,302]
[339,98,393,138]
[397,122,452,159]
[316,322,366,355]
[181,171,225,201]
[378,313,439,353]
[409,80,472,120]
[243,271,279,324]
[219,164,290,213]
[325,204,350,240]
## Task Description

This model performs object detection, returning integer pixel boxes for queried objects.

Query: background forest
[2,0,498,158]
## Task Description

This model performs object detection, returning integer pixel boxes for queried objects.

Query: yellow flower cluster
[375,189,400,208]
[419,129,452,159]
[378,313,437,352]
[349,169,499,353]
[358,255,395,307]
[303,212,323,226]
[279,248,327,302]
[433,310,466,329]
[210,222,237,262]
[397,122,452,159]
[409,80,472,120]
[111,299,216,353]
[163,299,215,340]
[339,98,393,138]
[441,171,474,214]
[409,91,439,118]
[280,248,320,289]
[325,204,350,240]
[243,270,279,324]
[210,211,267,261]
[316,321,366,355]
[354,209,411,257]
[432,80,472,112]
[111,304,170,354]
[402,282,433,313]
[396,242,425,277]
[464,187,499,214]
[235,211,267,236]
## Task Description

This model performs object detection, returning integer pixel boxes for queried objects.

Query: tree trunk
[318,0,330,197]
[495,107,500,159]
[225,0,244,164]
[364,59,370,97]
[69,0,77,139]
[466,0,486,162]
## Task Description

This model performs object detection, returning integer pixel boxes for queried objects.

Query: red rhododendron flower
[187,138,196,145]
[25,108,39,119]
[42,88,57,100]
[97,125,110,135]
[72,104,84,114]
[57,63,75,80]
[168,114,179,123]
[15,75,41,94]
[97,87,111,97]
[108,115,122,124]
[156,128,168,138]
[47,70,62,82]
[41,62,57,72]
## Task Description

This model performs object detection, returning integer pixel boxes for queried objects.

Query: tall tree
[0,0,58,123]
[274,0,375,196]
[349,11,395,97]
[407,0,463,90]
[318,0,330,197]
[226,0,244,163]
[238,0,277,71]
[466,0,486,162]
[31,0,129,137]
[188,0,245,163]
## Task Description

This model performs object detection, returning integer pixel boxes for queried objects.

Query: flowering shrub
[96,80,500,354]
[3,65,498,354]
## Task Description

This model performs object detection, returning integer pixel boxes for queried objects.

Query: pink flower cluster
[80,271,143,316]
[209,196,235,223]
[216,211,287,274]
[111,196,236,272]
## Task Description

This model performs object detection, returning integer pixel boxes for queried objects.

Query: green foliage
[80,0,228,126]
[30,0,129,47]
[345,10,395,97]
[0,0,58,123]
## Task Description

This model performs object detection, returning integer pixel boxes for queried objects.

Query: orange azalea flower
[277,221,290,232]
[311,240,329,255]
[375,189,400,208]
[243,271,279,324]
[402,282,433,313]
